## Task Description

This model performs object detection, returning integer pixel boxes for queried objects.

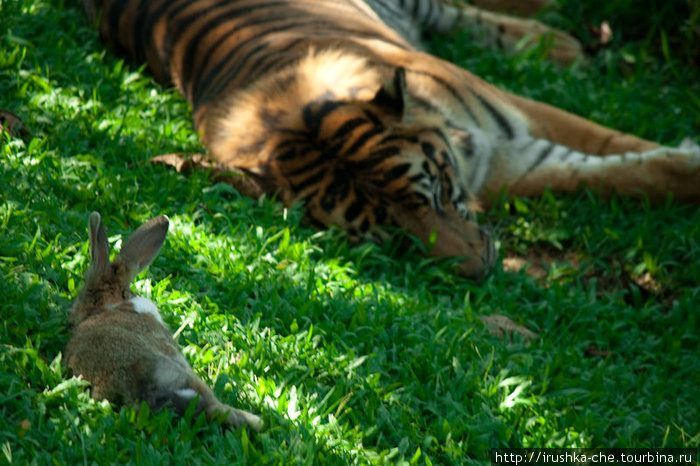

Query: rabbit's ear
[86,211,110,280]
[117,215,169,283]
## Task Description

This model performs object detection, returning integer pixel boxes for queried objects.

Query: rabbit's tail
[168,387,208,415]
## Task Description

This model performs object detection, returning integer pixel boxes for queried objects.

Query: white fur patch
[129,296,164,326]
[174,388,198,401]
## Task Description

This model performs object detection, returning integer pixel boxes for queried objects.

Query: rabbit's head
[69,212,169,327]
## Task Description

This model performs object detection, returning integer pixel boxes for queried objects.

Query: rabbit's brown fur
[65,212,263,431]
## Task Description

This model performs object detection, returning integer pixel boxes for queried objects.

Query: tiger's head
[207,57,495,278]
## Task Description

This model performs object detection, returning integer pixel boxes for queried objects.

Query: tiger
[80,0,700,278]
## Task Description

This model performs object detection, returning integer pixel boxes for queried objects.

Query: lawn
[1,0,699,464]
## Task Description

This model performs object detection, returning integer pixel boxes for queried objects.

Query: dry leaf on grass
[0,110,30,139]
[151,153,266,198]
[479,314,538,342]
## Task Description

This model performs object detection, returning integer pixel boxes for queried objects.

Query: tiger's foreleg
[484,136,700,202]
[505,93,661,155]
[475,90,700,201]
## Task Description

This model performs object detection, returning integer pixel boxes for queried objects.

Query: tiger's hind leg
[469,0,554,17]
[429,1,583,64]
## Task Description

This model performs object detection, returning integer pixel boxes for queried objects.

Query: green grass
[1,0,699,464]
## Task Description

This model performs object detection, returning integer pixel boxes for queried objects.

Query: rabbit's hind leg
[178,374,264,431]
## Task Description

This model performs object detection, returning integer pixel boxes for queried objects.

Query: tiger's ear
[370,67,407,117]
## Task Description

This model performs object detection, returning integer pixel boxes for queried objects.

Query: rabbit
[64,212,263,432]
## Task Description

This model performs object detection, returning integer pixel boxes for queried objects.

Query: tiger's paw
[522,23,583,65]
[678,137,700,157]
[496,16,583,65]
[665,138,700,169]
[642,139,700,201]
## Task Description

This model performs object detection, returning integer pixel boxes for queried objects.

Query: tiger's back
[83,0,406,126]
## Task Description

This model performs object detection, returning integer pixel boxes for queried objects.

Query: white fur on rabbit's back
[106,296,165,326]
[129,296,165,325]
